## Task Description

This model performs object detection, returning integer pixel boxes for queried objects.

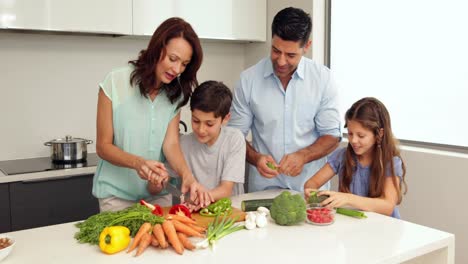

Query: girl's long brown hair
[129,17,203,109]
[339,97,407,204]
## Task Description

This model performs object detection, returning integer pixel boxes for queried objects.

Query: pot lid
[48,135,87,143]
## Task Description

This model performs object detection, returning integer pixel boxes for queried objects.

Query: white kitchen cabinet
[133,0,266,42]
[0,0,132,34]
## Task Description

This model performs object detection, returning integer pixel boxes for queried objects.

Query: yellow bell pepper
[99,226,131,254]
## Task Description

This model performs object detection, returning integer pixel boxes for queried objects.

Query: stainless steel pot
[44,135,93,163]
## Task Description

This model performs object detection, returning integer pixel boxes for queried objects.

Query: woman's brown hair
[129,17,203,109]
[339,97,407,204]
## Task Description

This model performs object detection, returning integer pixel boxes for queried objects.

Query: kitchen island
[1,189,454,264]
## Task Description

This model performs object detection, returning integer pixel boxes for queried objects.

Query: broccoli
[270,191,306,226]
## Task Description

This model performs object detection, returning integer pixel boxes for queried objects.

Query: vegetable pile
[126,214,206,256]
[270,191,306,226]
[74,204,164,245]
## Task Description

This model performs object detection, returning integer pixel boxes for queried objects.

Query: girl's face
[347,120,378,158]
[191,110,230,146]
[155,37,193,87]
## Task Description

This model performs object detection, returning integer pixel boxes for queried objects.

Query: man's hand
[256,155,280,178]
[278,152,306,176]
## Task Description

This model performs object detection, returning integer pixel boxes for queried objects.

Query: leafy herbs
[74,204,164,245]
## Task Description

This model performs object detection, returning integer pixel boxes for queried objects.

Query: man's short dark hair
[190,80,232,119]
[272,7,312,47]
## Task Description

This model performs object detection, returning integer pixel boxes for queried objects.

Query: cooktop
[0,153,100,175]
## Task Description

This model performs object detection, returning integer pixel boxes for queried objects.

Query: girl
[93,17,209,212]
[304,97,407,218]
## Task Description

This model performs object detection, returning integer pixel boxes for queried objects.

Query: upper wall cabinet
[133,0,266,42]
[0,0,132,34]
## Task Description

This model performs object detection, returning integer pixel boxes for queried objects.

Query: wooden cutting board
[163,206,245,228]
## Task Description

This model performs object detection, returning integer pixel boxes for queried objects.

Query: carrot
[165,214,197,225]
[127,222,152,253]
[153,224,168,249]
[162,220,184,255]
[172,220,204,238]
[135,232,152,257]
[150,235,159,247]
[189,223,207,233]
[177,232,195,250]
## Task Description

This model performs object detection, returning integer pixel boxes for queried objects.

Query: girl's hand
[319,191,351,208]
[304,188,319,201]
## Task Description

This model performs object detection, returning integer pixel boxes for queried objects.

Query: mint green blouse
[92,65,180,201]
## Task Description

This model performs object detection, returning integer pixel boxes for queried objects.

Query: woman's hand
[134,157,168,181]
[319,190,351,208]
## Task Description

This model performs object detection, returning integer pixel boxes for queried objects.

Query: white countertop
[0,166,96,184]
[1,189,455,264]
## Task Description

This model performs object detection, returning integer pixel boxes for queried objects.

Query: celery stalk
[336,208,367,219]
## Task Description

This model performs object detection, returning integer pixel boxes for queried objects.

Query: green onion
[205,214,244,250]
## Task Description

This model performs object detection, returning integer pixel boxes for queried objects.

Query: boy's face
[191,109,230,146]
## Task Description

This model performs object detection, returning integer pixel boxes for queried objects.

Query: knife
[164,182,194,205]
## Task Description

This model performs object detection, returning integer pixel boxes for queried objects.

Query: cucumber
[336,208,367,219]
[308,191,329,204]
[241,199,274,212]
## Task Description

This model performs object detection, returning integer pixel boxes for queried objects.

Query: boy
[148,81,246,208]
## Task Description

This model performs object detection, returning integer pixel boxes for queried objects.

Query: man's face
[270,35,310,79]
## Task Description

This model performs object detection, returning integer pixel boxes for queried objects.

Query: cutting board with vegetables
[163,207,245,228]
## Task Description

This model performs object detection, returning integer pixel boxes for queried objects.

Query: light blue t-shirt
[228,57,341,193]
[92,65,180,201]
[328,147,404,218]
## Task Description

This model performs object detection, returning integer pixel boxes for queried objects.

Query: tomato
[306,207,334,224]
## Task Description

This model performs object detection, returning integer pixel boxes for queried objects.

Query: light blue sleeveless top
[92,65,180,201]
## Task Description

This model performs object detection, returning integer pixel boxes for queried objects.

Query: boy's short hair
[190,80,232,119]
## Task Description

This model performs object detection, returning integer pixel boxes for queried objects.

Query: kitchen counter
[1,189,455,264]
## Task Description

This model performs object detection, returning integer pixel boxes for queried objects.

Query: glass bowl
[0,235,15,262]
[306,204,335,225]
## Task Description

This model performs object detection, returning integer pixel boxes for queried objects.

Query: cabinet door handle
[22,175,73,183]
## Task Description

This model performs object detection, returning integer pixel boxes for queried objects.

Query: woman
[93,17,207,212]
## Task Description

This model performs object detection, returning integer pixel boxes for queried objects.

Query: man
[228,7,341,192]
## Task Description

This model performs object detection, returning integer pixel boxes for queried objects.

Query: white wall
[0,32,245,160]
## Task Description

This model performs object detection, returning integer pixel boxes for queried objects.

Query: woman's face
[155,37,193,86]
